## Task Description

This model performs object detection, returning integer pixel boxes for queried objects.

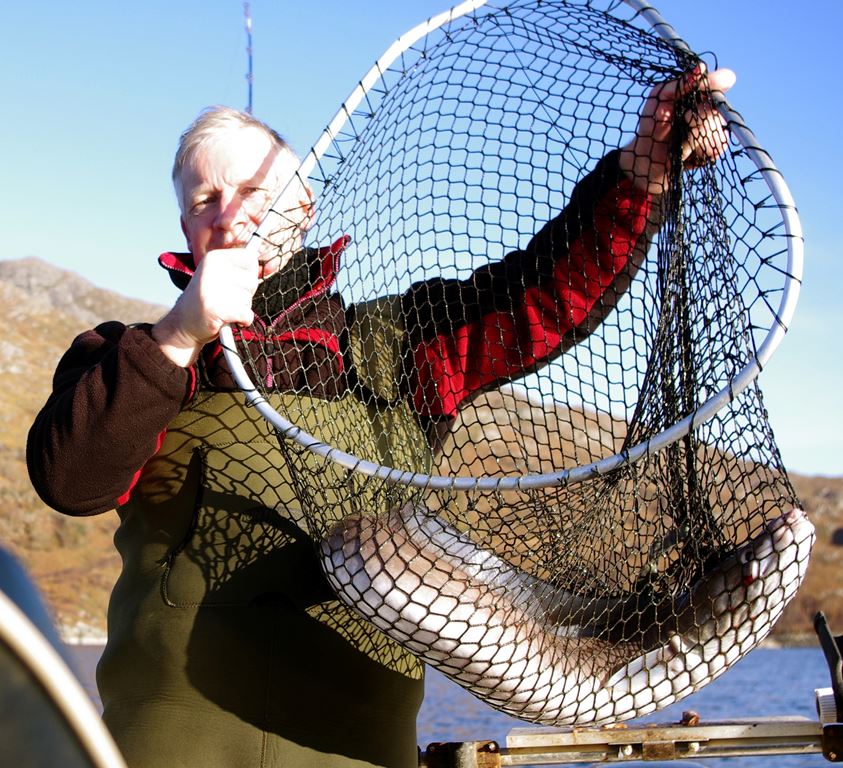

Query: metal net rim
[219,0,803,492]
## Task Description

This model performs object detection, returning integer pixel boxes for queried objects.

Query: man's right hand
[619,64,736,195]
[152,248,260,367]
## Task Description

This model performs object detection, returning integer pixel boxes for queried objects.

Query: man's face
[178,126,309,278]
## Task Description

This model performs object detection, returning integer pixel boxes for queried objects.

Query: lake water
[68,644,828,766]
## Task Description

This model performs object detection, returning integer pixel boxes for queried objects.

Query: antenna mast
[244,2,254,114]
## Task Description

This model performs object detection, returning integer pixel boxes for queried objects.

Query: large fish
[321,505,814,724]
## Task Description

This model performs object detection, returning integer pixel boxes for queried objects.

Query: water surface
[69,645,828,766]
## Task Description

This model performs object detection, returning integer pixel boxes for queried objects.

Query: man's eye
[190,195,216,214]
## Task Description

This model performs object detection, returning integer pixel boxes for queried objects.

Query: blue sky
[2,1,840,476]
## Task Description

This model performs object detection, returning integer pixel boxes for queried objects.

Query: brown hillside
[0,257,840,644]
[0,257,166,637]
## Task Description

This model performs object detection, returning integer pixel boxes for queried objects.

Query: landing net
[224,0,813,724]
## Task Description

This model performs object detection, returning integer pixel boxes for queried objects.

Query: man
[27,67,734,767]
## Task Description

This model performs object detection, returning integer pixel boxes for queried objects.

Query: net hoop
[219,0,803,492]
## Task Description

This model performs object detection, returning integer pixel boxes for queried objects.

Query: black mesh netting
[231,0,813,725]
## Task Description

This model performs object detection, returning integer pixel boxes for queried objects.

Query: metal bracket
[505,718,821,763]
[421,741,502,768]
[823,724,843,762]
[419,718,825,765]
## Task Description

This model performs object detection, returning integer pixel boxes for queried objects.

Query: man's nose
[214,193,249,232]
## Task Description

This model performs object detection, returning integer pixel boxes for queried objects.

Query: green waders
[99,299,432,768]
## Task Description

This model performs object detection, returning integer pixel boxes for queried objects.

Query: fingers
[674,63,736,99]
[620,62,737,194]
[200,248,260,326]
[661,64,736,168]
[706,66,736,96]
[650,63,735,131]
[679,68,734,167]
[641,68,701,146]
[152,248,260,367]
[180,248,259,342]
[681,105,730,167]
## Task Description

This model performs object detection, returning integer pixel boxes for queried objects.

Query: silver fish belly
[320,505,814,725]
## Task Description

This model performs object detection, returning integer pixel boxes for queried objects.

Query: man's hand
[619,64,736,195]
[152,248,259,367]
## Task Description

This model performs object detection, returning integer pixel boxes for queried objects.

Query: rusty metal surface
[419,717,824,765]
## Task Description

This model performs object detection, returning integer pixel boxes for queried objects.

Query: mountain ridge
[0,256,839,642]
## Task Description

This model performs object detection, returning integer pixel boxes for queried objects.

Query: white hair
[172,106,294,211]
